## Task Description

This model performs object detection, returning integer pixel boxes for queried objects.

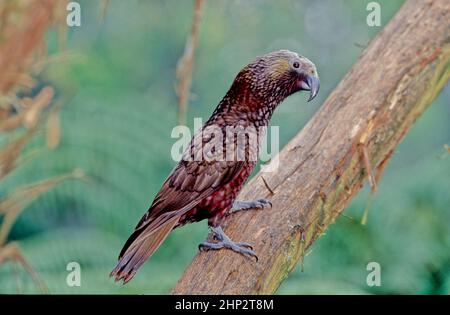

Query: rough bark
[173,0,450,294]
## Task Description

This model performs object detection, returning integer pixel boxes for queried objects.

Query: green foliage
[1,0,449,294]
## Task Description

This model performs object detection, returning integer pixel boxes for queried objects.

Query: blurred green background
[1,0,449,294]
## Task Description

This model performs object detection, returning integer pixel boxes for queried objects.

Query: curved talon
[231,245,258,261]
[255,199,272,209]
[235,242,253,250]
[198,243,206,251]
[232,246,258,261]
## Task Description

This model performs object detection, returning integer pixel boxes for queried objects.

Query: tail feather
[110,216,179,283]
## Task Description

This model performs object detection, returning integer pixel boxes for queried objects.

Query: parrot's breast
[178,162,256,227]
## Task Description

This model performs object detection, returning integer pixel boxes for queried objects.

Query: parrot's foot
[198,226,258,261]
[230,199,272,214]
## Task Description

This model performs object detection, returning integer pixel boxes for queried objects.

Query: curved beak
[300,75,320,102]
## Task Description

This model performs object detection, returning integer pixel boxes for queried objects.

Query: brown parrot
[110,50,319,283]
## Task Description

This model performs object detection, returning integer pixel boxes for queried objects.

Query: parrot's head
[236,50,320,104]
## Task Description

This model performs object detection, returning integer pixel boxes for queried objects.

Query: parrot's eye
[293,62,300,69]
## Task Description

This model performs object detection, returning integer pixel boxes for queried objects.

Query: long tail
[110,216,179,283]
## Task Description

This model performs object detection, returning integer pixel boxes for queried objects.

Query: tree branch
[173,0,450,294]
[176,0,205,125]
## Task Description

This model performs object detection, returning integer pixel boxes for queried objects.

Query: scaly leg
[198,226,258,261]
[230,199,272,214]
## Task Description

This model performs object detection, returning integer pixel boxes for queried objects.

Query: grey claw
[235,242,253,250]
[199,226,258,261]
[232,199,272,212]
[236,247,258,262]
[198,241,258,261]
[255,199,272,209]
[227,242,258,261]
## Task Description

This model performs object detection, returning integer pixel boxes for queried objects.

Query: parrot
[110,50,319,283]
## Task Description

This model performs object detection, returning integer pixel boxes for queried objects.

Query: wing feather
[111,125,247,282]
